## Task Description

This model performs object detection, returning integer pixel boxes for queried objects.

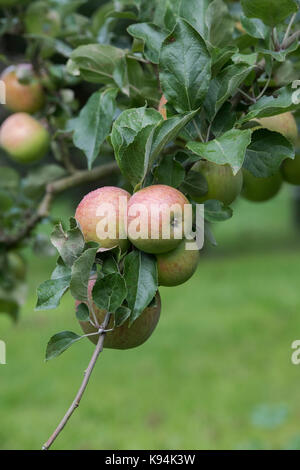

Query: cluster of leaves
[0,0,300,324]
[36,218,158,359]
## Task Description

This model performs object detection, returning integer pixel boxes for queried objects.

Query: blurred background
[1,186,300,450]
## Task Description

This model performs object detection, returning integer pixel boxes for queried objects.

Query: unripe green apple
[191,161,243,206]
[127,185,193,255]
[8,252,26,281]
[1,64,45,114]
[156,239,199,287]
[0,113,50,164]
[281,153,300,185]
[242,169,282,202]
[77,281,161,350]
[75,187,131,252]
[257,112,298,145]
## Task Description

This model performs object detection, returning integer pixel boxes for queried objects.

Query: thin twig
[282,30,300,49]
[42,312,111,450]
[282,13,297,48]
[0,162,119,249]
[237,88,257,103]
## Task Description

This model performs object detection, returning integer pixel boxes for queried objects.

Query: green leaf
[159,18,211,113]
[178,0,211,38]
[46,331,81,361]
[111,106,163,187]
[211,46,238,75]
[150,111,198,162]
[240,15,270,39]
[180,170,208,199]
[0,167,20,192]
[232,52,258,66]
[36,276,71,311]
[23,164,66,199]
[76,303,90,322]
[204,200,233,222]
[115,306,131,327]
[211,102,237,138]
[187,129,252,174]
[50,219,85,268]
[67,44,126,87]
[92,273,127,313]
[205,0,234,47]
[70,247,98,302]
[241,0,298,26]
[256,42,299,63]
[127,23,168,63]
[68,88,118,169]
[124,251,158,325]
[204,63,254,121]
[154,154,185,188]
[243,129,295,177]
[239,86,299,123]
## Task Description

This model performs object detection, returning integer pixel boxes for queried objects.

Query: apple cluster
[0,64,50,164]
[75,184,200,349]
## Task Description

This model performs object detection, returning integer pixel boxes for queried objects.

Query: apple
[156,239,200,287]
[281,152,300,185]
[257,112,298,145]
[75,187,131,251]
[1,64,45,114]
[77,281,161,350]
[127,184,193,254]
[191,161,243,206]
[8,252,26,281]
[242,169,282,202]
[0,113,50,163]
[158,95,167,120]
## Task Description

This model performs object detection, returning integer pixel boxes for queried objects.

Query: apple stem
[42,312,111,450]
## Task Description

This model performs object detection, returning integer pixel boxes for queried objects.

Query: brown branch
[42,313,111,451]
[0,161,119,249]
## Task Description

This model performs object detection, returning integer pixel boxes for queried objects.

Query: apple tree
[0,0,299,449]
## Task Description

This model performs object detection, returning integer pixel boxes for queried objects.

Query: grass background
[1,187,300,450]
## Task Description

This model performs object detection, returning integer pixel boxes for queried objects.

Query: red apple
[127,184,193,254]
[77,280,161,349]
[75,187,131,251]
[1,64,45,114]
[0,113,50,163]
[156,239,200,287]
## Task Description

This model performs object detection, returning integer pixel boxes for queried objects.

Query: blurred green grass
[1,187,300,450]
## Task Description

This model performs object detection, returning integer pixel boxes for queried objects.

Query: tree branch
[42,313,111,451]
[0,161,119,249]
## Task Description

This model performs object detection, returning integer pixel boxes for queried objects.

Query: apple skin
[127,185,193,255]
[8,252,26,281]
[77,282,161,350]
[257,112,298,145]
[156,239,199,287]
[281,153,300,185]
[191,161,243,206]
[242,169,282,202]
[1,64,45,114]
[0,113,50,163]
[75,187,131,252]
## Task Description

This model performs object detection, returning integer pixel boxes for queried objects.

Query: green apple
[156,239,200,287]
[1,64,45,114]
[127,185,193,255]
[0,113,50,164]
[75,187,131,252]
[77,281,161,350]
[8,252,26,281]
[281,153,300,185]
[257,112,298,145]
[191,161,243,206]
[242,169,282,202]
